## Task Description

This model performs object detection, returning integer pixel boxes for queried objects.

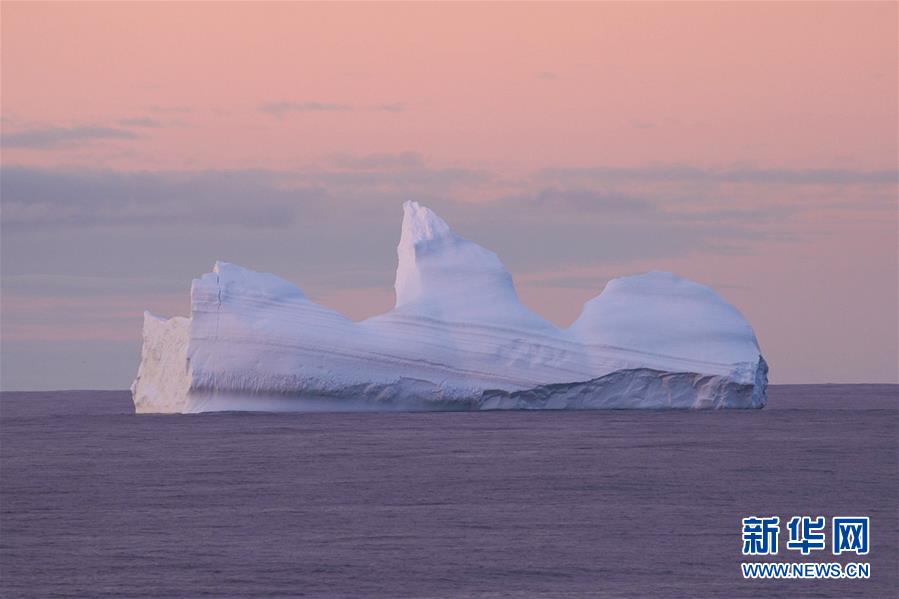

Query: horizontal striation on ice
[131,201,768,413]
[479,364,768,411]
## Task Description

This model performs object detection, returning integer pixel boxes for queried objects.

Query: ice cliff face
[131,201,767,413]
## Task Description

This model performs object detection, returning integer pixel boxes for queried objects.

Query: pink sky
[5,2,895,171]
[2,2,897,389]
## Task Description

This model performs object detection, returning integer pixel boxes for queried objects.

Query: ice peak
[396,201,462,308]
[392,202,554,330]
[396,200,494,309]
[400,201,453,247]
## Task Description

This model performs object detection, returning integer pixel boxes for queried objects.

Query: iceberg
[132,201,767,413]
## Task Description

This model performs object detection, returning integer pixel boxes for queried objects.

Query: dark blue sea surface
[1,385,896,598]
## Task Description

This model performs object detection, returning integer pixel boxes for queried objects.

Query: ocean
[1,385,896,598]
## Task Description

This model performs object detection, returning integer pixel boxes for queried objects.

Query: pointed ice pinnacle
[395,201,456,308]
[394,201,554,329]
[395,199,515,311]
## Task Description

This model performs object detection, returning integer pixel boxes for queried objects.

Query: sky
[1,2,896,390]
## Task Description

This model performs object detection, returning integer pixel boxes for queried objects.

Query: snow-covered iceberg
[132,201,767,413]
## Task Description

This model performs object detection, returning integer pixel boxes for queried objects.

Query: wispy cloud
[259,101,353,118]
[371,102,406,112]
[329,151,424,170]
[117,117,162,128]
[539,165,899,186]
[496,188,655,214]
[0,167,325,228]
[147,105,192,114]
[0,163,799,247]
[1,126,139,149]
[295,165,492,189]
[259,101,406,117]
